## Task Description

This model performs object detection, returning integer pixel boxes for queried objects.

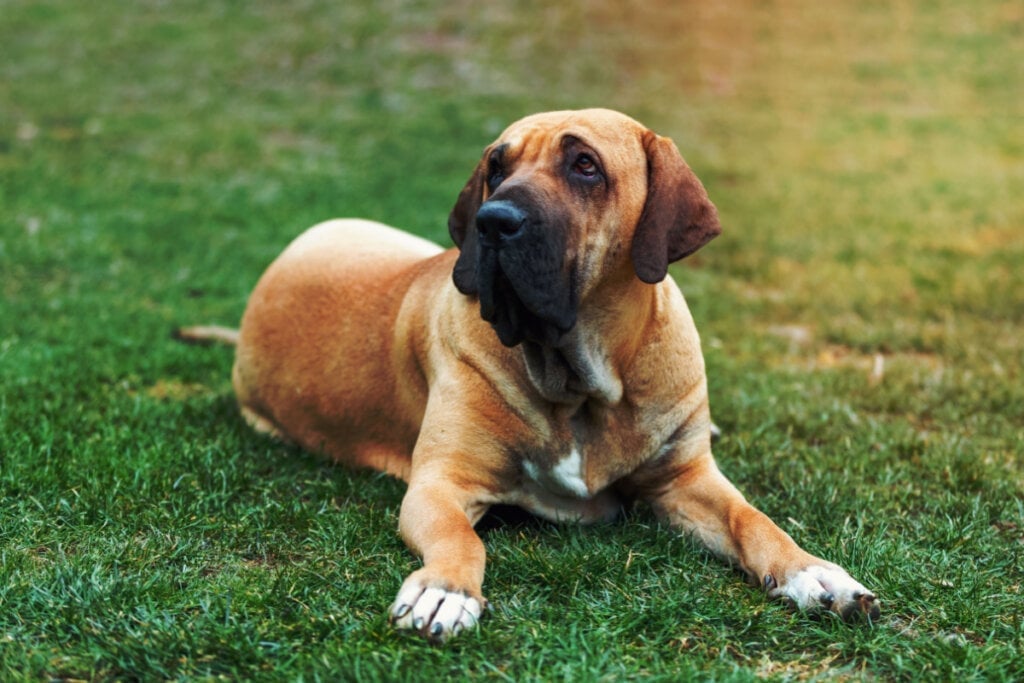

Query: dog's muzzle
[472,199,577,348]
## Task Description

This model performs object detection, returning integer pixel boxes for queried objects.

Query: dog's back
[232,219,446,478]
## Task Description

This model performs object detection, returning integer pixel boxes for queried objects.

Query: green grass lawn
[2,0,1022,680]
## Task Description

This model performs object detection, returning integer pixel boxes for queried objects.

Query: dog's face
[448,109,721,348]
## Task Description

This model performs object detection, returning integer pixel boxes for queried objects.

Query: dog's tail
[172,325,240,347]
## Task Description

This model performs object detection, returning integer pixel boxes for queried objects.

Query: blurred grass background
[2,0,1022,680]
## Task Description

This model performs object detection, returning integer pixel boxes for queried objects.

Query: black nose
[475,200,526,243]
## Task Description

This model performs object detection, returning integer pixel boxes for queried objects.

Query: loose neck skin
[520,266,663,408]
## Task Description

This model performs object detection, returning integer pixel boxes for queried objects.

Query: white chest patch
[523,448,591,499]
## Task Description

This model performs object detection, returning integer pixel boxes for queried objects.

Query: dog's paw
[765,564,880,621]
[388,572,484,643]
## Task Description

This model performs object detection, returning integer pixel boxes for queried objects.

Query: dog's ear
[631,131,722,284]
[448,153,487,295]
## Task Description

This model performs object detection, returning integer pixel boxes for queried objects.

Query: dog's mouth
[476,241,577,348]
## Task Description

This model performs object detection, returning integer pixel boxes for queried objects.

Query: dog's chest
[522,447,590,499]
[513,442,625,523]
[512,421,663,523]
[517,407,659,502]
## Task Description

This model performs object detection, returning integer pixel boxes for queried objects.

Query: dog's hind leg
[238,404,291,444]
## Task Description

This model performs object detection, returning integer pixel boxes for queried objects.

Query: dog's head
[448,109,721,348]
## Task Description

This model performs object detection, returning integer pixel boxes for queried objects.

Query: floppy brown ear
[448,154,487,294]
[631,131,722,284]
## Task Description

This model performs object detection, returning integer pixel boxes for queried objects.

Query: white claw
[410,586,447,630]
[769,564,878,618]
[389,578,482,641]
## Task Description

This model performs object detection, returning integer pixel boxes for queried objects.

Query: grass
[2,0,1022,679]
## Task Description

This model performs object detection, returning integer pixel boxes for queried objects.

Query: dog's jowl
[181,108,879,642]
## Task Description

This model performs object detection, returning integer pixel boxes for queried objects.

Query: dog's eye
[487,165,504,191]
[573,154,598,178]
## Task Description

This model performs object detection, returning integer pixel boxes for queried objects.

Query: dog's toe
[841,590,880,621]
[768,564,879,622]
[389,579,482,643]
[429,591,482,642]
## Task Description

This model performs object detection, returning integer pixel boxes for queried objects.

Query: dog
[178,108,879,642]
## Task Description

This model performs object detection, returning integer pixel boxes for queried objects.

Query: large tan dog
[181,109,878,642]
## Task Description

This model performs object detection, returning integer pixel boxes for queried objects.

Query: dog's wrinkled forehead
[495,108,648,170]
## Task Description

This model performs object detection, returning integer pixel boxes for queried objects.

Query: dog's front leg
[633,449,880,620]
[388,464,490,642]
